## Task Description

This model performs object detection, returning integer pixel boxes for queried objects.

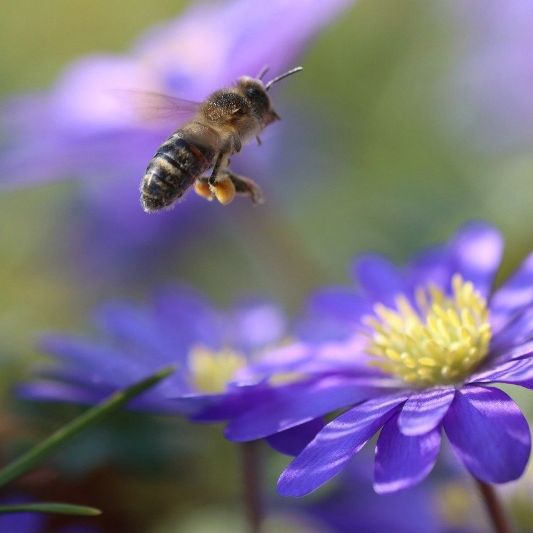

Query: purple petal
[266,418,325,456]
[242,337,388,380]
[50,56,156,132]
[18,380,108,406]
[304,335,382,374]
[239,342,313,379]
[151,285,224,349]
[469,354,533,388]
[296,314,358,344]
[351,253,405,306]
[229,298,286,351]
[443,386,531,483]
[171,383,275,422]
[39,335,147,385]
[308,287,370,324]
[277,394,407,497]
[171,390,246,421]
[136,0,353,96]
[0,497,45,532]
[374,415,441,493]
[451,1,533,148]
[495,339,533,362]
[405,245,452,295]
[95,301,177,363]
[397,387,455,436]
[489,307,533,358]
[490,252,533,333]
[225,376,392,441]
[450,222,503,298]
[40,320,193,398]
[17,379,179,414]
[306,456,440,533]
[211,0,354,86]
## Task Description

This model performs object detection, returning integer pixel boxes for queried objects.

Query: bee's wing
[112,89,201,127]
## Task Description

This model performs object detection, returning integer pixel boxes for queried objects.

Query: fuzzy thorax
[189,346,246,393]
[364,274,492,387]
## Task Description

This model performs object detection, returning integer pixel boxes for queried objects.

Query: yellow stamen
[189,346,246,393]
[365,274,491,387]
[269,371,305,386]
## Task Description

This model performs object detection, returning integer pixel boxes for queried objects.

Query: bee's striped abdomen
[140,132,215,212]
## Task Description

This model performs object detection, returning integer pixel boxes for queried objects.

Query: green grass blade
[0,366,174,488]
[0,502,102,516]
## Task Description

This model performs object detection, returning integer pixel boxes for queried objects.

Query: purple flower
[226,222,533,495]
[2,0,352,186]
[0,0,353,274]
[21,285,380,458]
[449,0,533,148]
[20,286,290,422]
[283,454,456,533]
[0,506,43,533]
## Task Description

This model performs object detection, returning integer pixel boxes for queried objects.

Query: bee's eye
[246,87,261,99]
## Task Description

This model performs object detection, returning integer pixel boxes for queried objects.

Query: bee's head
[237,76,278,126]
[237,66,302,126]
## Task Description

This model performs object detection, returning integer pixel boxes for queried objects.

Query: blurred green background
[1,0,533,531]
[1,0,532,346]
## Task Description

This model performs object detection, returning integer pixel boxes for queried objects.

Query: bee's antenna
[257,65,270,80]
[265,66,303,91]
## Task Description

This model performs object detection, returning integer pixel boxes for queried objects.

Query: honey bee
[139,66,303,213]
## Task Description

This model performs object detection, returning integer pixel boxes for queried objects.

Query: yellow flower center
[364,274,492,387]
[188,346,247,393]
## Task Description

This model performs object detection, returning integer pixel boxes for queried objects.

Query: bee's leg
[224,170,264,205]
[208,152,224,187]
[208,151,235,205]
[232,134,242,153]
[255,136,262,146]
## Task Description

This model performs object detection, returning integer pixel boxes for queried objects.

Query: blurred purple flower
[21,285,383,456]
[0,507,43,533]
[450,0,533,148]
[225,222,533,495]
[287,454,473,533]
[20,286,290,421]
[0,0,353,274]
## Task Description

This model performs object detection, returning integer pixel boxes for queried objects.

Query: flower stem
[240,441,263,533]
[474,479,512,533]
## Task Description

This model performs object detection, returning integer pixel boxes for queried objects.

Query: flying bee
[138,66,303,213]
